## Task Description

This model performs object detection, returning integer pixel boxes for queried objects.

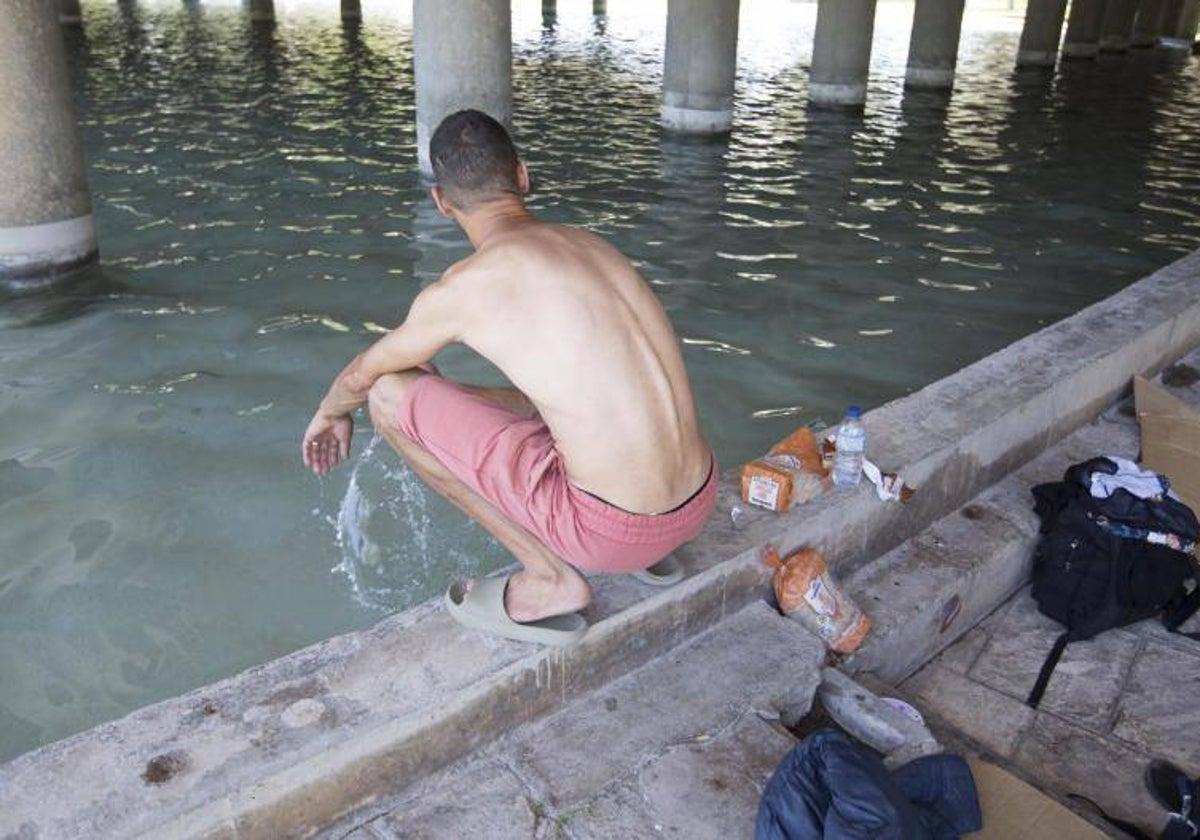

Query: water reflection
[0,267,124,329]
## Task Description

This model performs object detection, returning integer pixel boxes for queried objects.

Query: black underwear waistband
[582,455,715,517]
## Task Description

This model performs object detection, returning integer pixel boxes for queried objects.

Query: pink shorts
[393,375,717,574]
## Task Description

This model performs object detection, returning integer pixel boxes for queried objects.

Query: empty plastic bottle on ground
[833,407,866,488]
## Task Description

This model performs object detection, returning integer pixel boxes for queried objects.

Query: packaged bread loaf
[766,545,871,654]
[740,427,829,512]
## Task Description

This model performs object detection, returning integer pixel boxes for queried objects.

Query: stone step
[316,600,825,840]
[843,397,1142,685]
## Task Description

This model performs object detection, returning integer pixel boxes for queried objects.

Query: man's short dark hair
[429,109,520,209]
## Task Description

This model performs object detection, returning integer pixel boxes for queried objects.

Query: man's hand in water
[302,412,353,477]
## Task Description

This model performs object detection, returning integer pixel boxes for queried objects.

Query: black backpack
[1027,457,1200,709]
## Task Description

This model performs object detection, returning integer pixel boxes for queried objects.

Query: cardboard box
[964,758,1108,840]
[1135,375,1200,513]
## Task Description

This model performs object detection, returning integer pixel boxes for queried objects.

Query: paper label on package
[803,576,839,618]
[747,475,781,510]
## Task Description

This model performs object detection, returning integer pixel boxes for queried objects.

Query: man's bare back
[430,221,709,514]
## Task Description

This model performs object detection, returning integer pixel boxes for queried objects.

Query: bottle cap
[847,406,862,419]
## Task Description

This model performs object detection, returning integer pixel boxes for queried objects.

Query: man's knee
[367,371,424,428]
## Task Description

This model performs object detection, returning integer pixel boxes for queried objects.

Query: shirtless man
[301,109,715,646]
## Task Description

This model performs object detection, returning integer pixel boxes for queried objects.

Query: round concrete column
[1132,0,1167,45]
[662,0,740,133]
[1099,0,1140,50]
[810,0,877,107]
[341,0,361,22]
[59,0,82,25]
[905,0,966,89]
[1063,0,1108,58]
[0,0,96,284]
[413,0,512,177]
[247,0,274,23]
[1157,0,1186,36]
[1165,0,1200,37]
[1016,0,1069,66]
[1178,0,1200,39]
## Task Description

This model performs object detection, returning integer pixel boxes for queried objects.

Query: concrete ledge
[0,561,764,840]
[322,601,823,839]
[842,482,1038,685]
[3,249,1199,837]
[843,399,1143,685]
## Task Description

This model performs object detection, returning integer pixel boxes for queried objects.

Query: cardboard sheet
[964,758,1109,840]
[1135,375,1200,513]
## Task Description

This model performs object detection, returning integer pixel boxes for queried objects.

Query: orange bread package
[765,546,871,654]
[740,427,829,512]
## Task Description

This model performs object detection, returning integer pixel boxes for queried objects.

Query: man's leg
[367,371,592,623]
[457,384,538,419]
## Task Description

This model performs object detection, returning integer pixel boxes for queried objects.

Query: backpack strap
[1164,584,1200,641]
[1027,631,1071,709]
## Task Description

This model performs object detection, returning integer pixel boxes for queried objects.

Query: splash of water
[333,433,504,611]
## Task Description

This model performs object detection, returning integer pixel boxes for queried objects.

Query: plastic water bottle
[833,406,866,488]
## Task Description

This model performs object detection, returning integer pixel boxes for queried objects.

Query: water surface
[1,0,1198,761]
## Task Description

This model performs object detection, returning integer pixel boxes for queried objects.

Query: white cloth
[1089,456,1167,500]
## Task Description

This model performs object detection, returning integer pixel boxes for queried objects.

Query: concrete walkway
[317,601,825,840]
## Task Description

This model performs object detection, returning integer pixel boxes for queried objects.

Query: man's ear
[431,185,453,217]
[516,160,530,195]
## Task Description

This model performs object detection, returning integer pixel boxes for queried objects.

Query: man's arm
[302,280,461,475]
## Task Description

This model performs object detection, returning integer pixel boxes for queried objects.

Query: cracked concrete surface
[900,349,1200,836]
[317,601,824,839]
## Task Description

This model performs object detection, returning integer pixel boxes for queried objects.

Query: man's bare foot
[502,567,592,624]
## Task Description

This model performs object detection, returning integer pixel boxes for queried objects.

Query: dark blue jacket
[755,730,982,840]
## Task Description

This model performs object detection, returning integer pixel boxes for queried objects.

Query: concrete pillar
[59,0,82,25]
[662,0,740,133]
[905,0,966,89]
[1163,0,1200,36]
[810,0,877,107]
[246,0,273,23]
[1017,0,1068,65]
[1099,0,1140,50]
[341,0,361,22]
[1063,0,1108,58]
[594,0,606,15]
[413,0,512,177]
[0,0,96,284]
[542,0,555,20]
[1132,0,1167,44]
[1178,0,1200,38]
[1158,0,1185,36]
